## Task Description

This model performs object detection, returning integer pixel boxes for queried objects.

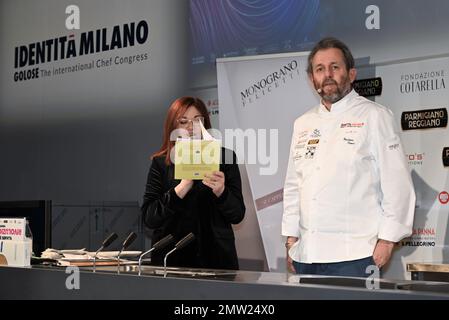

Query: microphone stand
[163,233,195,278]
[163,247,177,278]
[138,234,174,276]
[117,232,137,274]
[93,232,118,273]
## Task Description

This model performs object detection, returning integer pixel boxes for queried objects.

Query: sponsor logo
[15,20,149,68]
[308,139,320,145]
[0,228,23,236]
[400,70,446,94]
[439,191,449,204]
[388,144,400,150]
[255,189,284,211]
[412,228,436,236]
[206,99,219,116]
[401,228,437,247]
[401,108,448,130]
[207,99,218,108]
[340,122,365,128]
[305,146,316,159]
[406,152,424,166]
[443,147,449,167]
[401,241,436,247]
[353,77,382,97]
[343,137,355,145]
[13,20,150,82]
[240,60,300,107]
[311,129,321,138]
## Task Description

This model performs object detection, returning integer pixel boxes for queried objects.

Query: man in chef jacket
[282,37,416,277]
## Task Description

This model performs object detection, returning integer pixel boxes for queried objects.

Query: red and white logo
[439,191,449,204]
[340,122,365,128]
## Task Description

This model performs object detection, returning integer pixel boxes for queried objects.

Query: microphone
[163,233,195,277]
[138,234,174,276]
[93,232,118,273]
[117,232,138,274]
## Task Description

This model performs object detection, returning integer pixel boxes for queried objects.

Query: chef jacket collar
[318,89,359,116]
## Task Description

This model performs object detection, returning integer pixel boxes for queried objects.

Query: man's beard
[319,77,352,104]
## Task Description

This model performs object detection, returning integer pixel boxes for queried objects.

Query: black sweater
[141,148,245,270]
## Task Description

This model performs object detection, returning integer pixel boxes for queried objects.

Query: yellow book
[174,140,221,180]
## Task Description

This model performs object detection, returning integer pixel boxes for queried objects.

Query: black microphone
[163,233,195,277]
[93,232,118,273]
[175,233,195,249]
[117,232,138,274]
[138,234,174,275]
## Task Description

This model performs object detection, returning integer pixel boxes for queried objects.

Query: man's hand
[373,239,395,268]
[285,236,298,273]
[287,252,295,273]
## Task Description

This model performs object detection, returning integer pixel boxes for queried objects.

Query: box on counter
[0,217,32,267]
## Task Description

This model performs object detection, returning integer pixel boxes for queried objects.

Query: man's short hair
[307,37,355,74]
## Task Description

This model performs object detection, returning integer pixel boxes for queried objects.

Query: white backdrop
[374,56,449,279]
[217,52,319,272]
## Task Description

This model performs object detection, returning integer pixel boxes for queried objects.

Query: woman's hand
[203,171,225,197]
[174,179,194,199]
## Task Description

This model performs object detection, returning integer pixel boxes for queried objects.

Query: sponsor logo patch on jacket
[305,146,316,159]
[340,122,365,128]
[311,129,321,138]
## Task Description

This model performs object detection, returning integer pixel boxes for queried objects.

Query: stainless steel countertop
[77,264,449,294]
[3,264,449,299]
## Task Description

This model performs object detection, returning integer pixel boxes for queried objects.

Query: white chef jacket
[282,90,416,263]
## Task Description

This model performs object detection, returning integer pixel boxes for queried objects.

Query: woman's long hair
[152,96,212,165]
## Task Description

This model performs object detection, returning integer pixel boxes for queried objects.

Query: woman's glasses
[177,116,204,127]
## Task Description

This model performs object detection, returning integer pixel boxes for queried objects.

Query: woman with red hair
[141,97,245,270]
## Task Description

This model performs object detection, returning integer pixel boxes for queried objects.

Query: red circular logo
[439,191,449,204]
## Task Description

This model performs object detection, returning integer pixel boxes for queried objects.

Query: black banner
[401,108,448,130]
[443,147,449,167]
[353,77,382,97]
